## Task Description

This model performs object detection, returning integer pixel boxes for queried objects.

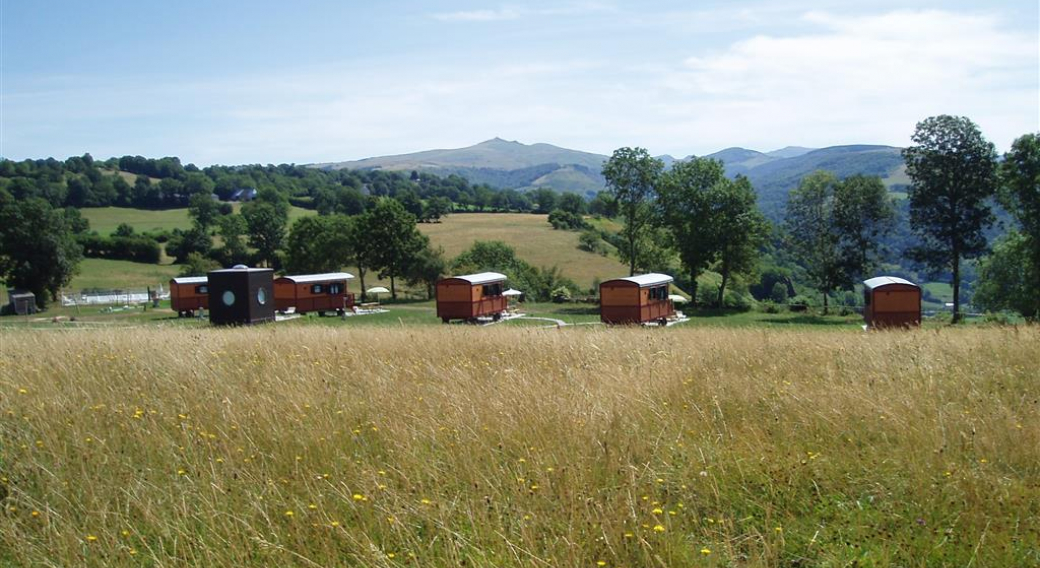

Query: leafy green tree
[556,192,587,215]
[784,171,895,314]
[0,197,82,308]
[114,222,135,237]
[530,188,557,214]
[241,200,288,268]
[547,209,588,231]
[358,199,425,300]
[63,207,91,235]
[973,231,1039,320]
[284,215,355,274]
[903,115,998,322]
[658,158,723,305]
[396,189,424,219]
[713,176,769,307]
[167,227,212,263]
[403,243,447,299]
[832,175,897,281]
[188,193,221,230]
[214,214,250,267]
[588,191,617,217]
[178,252,221,277]
[999,132,1040,298]
[602,147,664,275]
[424,196,452,222]
[350,212,381,301]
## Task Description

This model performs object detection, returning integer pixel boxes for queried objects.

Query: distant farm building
[436,272,507,323]
[228,188,258,202]
[863,276,921,328]
[600,273,676,325]
[274,272,355,316]
[169,276,209,317]
[6,290,37,316]
[207,266,275,325]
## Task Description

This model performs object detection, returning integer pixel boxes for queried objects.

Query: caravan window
[482,283,502,297]
[195,285,208,294]
[311,284,324,294]
[329,283,343,295]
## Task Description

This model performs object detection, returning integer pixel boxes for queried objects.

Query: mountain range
[315,138,909,216]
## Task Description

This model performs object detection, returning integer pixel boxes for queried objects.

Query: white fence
[62,288,170,307]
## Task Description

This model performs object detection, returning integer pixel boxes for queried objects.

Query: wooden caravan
[207,266,275,326]
[600,273,676,325]
[274,272,355,316]
[169,276,209,317]
[436,272,507,323]
[863,276,921,328]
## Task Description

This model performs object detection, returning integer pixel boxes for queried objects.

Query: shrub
[547,209,588,231]
[78,234,162,263]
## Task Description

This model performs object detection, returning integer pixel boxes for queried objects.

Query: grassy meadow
[420,213,627,289]
[1,325,1037,567]
[80,206,316,236]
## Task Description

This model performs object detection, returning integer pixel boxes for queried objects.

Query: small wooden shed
[7,290,37,316]
[274,272,355,315]
[600,273,675,325]
[436,272,507,323]
[207,266,275,326]
[863,276,921,328]
[169,276,209,317]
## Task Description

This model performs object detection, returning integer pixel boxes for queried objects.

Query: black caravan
[207,265,275,325]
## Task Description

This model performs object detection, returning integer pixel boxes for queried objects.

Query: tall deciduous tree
[785,171,895,314]
[354,199,425,300]
[973,231,1039,320]
[285,215,355,275]
[903,115,998,322]
[215,214,250,267]
[188,192,221,230]
[999,132,1040,298]
[0,197,82,308]
[602,147,664,275]
[241,190,289,268]
[713,176,769,307]
[658,158,723,305]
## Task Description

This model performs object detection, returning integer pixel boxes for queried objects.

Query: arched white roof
[863,276,918,290]
[278,272,355,284]
[603,273,674,288]
[445,272,507,285]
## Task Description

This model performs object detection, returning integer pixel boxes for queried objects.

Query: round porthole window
[257,288,267,305]
[222,290,236,306]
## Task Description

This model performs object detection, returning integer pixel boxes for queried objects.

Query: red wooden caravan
[600,273,675,325]
[436,272,507,323]
[169,276,209,317]
[863,276,921,328]
[274,272,355,316]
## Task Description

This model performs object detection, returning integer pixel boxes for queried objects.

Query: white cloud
[662,9,1038,150]
[432,2,615,23]
[432,7,522,22]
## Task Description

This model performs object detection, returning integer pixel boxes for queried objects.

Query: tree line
[599,115,1038,321]
[0,154,563,215]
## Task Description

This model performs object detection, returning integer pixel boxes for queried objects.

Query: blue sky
[3,0,1037,165]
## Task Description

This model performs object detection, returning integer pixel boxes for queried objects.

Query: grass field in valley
[80,206,315,236]
[1,325,1037,566]
[420,213,627,289]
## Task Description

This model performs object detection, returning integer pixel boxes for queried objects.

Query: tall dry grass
[0,325,1038,567]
